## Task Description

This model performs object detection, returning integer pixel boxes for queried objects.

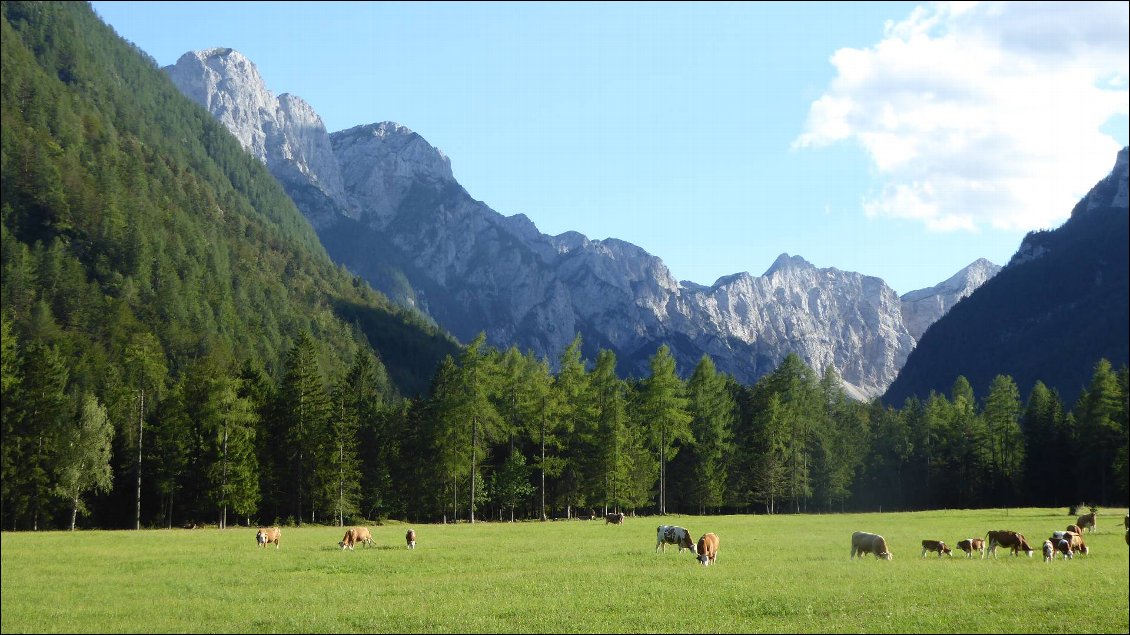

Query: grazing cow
[920,540,952,558]
[1042,540,1054,562]
[851,531,892,560]
[1066,524,1083,535]
[986,530,1033,558]
[256,527,281,549]
[956,538,985,559]
[696,533,720,567]
[605,512,625,525]
[1075,512,1096,534]
[406,529,416,549]
[1055,539,1074,559]
[1050,531,1089,555]
[656,525,696,553]
[339,527,373,550]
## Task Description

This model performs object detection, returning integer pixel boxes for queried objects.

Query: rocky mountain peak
[899,258,1002,341]
[764,253,814,276]
[165,49,352,227]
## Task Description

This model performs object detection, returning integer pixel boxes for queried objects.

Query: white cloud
[796,1,1129,233]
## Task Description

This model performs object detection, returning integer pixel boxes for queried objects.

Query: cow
[1076,512,1096,534]
[920,539,952,558]
[656,525,696,554]
[986,530,1033,558]
[1055,538,1074,559]
[256,527,281,549]
[406,529,416,549]
[851,531,892,560]
[1042,540,1054,562]
[605,512,625,525]
[956,538,985,559]
[1050,530,1089,555]
[339,527,373,550]
[696,533,720,567]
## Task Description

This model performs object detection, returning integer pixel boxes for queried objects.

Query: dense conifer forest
[1,2,1126,531]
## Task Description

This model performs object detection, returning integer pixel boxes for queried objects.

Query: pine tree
[639,345,691,515]
[983,374,1023,505]
[278,331,331,524]
[12,339,69,530]
[685,355,734,515]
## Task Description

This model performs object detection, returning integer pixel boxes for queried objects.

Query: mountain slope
[884,147,1129,406]
[165,48,999,398]
[0,1,457,398]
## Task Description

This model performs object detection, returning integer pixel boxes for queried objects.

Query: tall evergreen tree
[11,339,69,530]
[684,355,735,514]
[277,331,331,524]
[983,374,1024,505]
[1074,359,1126,504]
[639,345,691,514]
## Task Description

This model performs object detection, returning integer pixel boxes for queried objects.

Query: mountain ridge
[165,47,1002,398]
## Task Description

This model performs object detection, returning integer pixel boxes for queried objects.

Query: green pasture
[2,508,1127,633]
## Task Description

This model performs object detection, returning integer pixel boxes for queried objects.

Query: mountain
[885,147,1130,407]
[0,2,457,399]
[165,48,998,399]
[899,258,1002,341]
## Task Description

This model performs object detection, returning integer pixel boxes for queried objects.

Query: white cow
[656,525,696,553]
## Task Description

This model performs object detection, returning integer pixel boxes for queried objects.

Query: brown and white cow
[656,525,696,553]
[339,527,374,550]
[696,533,720,567]
[256,526,281,549]
[1076,512,1096,534]
[956,538,985,559]
[406,529,416,549]
[1042,540,1055,562]
[1055,530,1089,555]
[851,531,892,560]
[986,530,1033,558]
[605,512,625,525]
[1066,524,1083,535]
[920,539,952,558]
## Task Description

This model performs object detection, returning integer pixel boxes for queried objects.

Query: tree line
[4,321,1127,530]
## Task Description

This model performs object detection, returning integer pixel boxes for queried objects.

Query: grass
[2,508,1127,633]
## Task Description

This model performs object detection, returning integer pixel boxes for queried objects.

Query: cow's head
[682,531,696,552]
[941,544,952,556]
[256,530,267,545]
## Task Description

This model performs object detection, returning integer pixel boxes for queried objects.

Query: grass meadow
[2,507,1127,633]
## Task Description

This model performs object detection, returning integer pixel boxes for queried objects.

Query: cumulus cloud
[795,1,1129,233]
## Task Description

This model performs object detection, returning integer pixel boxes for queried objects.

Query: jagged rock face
[900,258,1003,340]
[168,48,1000,399]
[164,49,352,227]
[328,114,933,397]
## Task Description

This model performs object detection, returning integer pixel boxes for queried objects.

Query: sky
[90,1,1129,295]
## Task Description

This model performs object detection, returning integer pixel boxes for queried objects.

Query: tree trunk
[70,495,79,531]
[540,411,547,521]
[136,389,144,530]
[220,421,229,529]
[470,416,477,524]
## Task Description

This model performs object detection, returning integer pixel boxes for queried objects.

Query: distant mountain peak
[765,253,814,276]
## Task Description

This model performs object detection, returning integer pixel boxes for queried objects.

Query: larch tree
[639,345,691,515]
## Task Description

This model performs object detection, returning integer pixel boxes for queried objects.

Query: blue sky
[90,1,1129,294]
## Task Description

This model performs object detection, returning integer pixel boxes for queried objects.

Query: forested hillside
[0,1,457,530]
[1,2,1125,532]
